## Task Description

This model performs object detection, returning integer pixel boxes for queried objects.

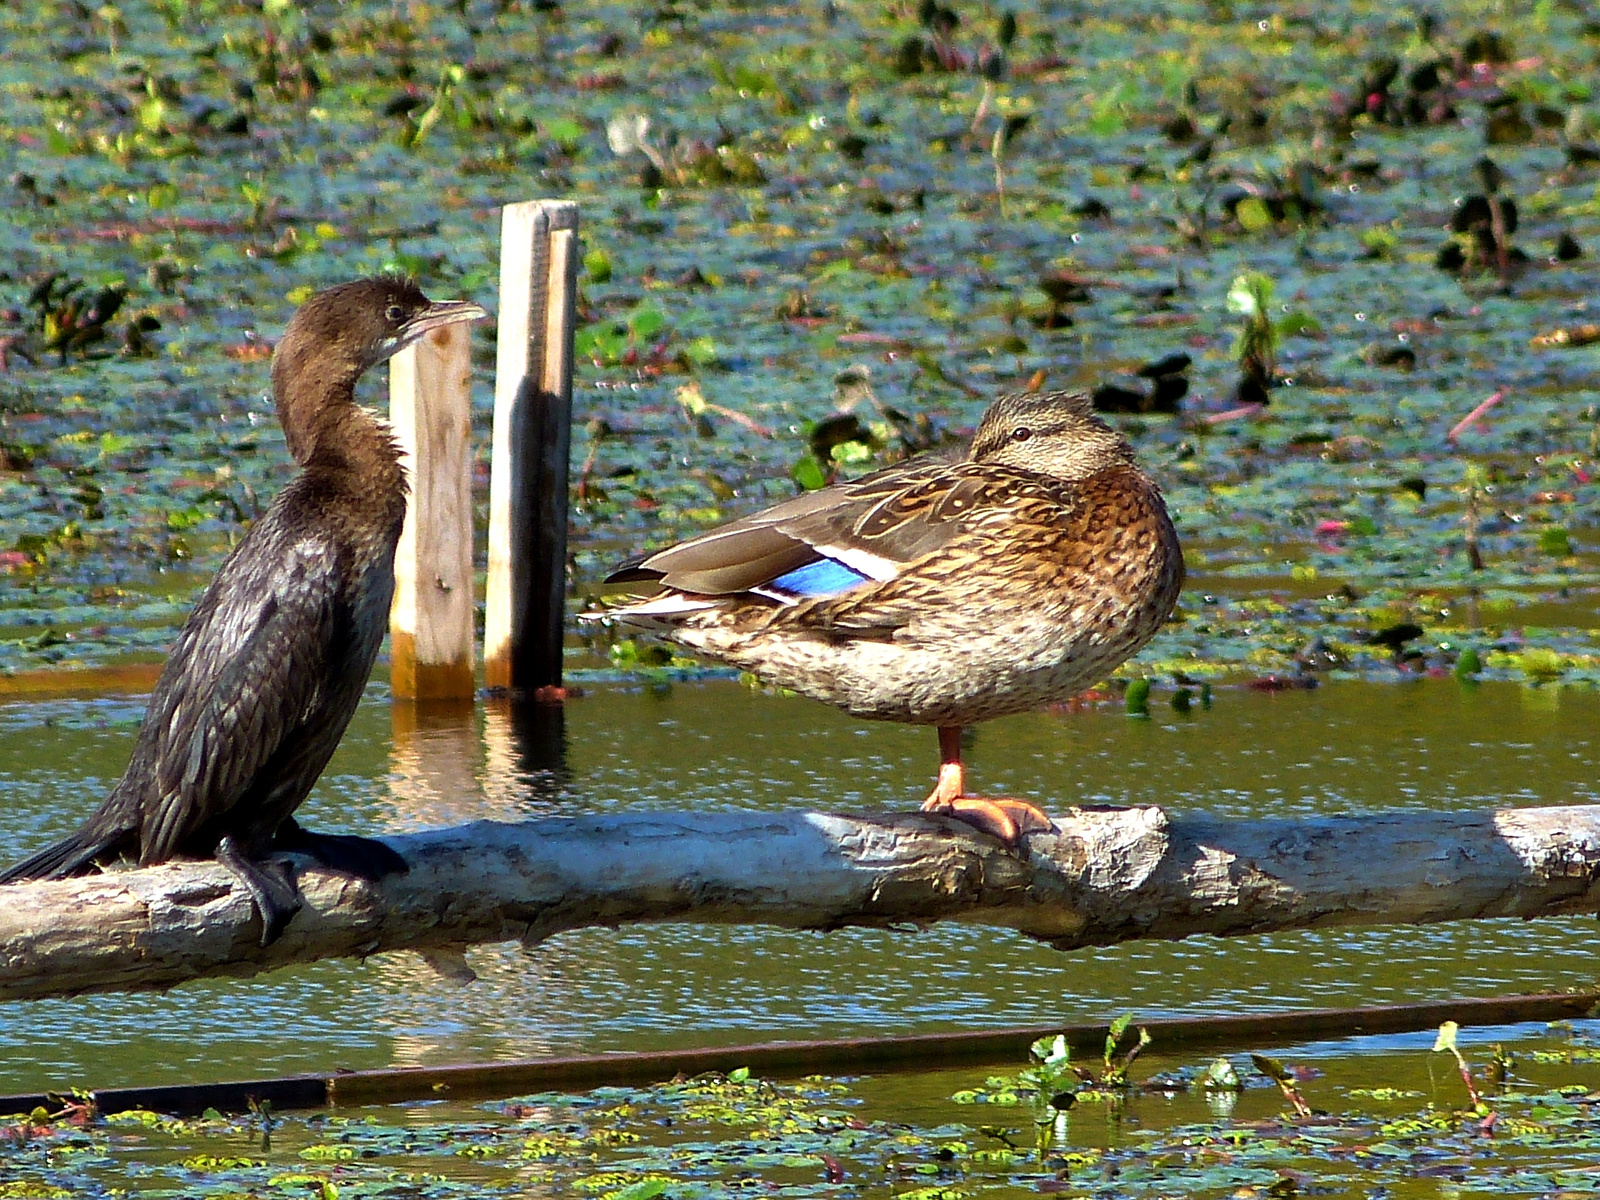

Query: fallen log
[2,803,1599,1001]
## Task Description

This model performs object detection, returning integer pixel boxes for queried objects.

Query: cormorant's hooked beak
[399,298,489,346]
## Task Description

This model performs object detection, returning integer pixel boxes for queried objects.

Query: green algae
[0,0,1592,685]
[12,1024,1600,1199]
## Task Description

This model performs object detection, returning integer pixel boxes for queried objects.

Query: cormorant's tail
[0,824,130,884]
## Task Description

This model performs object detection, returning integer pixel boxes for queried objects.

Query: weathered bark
[3,803,1599,1001]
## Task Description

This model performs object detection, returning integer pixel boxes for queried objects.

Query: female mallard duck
[597,389,1183,845]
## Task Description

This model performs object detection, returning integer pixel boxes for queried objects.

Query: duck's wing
[137,522,342,862]
[796,489,1086,638]
[610,456,1028,601]
[797,464,1166,641]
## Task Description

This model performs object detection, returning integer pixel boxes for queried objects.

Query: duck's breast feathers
[1074,462,1180,565]
[609,455,1074,601]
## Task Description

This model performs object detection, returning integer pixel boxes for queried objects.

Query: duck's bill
[401,298,489,342]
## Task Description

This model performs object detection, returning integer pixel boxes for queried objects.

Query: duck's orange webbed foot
[921,795,1056,845]
[917,737,1055,847]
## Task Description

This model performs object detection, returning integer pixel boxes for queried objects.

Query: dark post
[485,200,579,696]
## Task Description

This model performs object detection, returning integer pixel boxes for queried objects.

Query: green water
[1,675,1597,1097]
[3,0,1600,691]
[8,1018,1600,1199]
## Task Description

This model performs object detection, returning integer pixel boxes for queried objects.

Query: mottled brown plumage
[597,389,1184,843]
[1,277,487,943]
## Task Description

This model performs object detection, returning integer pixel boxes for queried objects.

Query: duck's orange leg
[918,726,1055,846]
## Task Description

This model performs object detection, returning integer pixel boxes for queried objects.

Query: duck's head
[271,276,487,462]
[967,389,1133,480]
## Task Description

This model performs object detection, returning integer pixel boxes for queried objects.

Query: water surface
[1,676,1597,1095]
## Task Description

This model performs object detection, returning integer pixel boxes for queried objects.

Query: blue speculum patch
[768,558,875,598]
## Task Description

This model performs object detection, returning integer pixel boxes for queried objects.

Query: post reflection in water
[381,696,573,1069]
[386,698,571,828]
[387,698,480,830]
[481,697,570,816]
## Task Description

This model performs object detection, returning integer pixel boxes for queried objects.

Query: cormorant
[0,277,487,945]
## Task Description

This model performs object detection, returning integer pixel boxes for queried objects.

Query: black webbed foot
[273,817,408,880]
[215,834,302,947]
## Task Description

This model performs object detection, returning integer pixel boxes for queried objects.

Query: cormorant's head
[967,389,1133,481]
[271,276,487,461]
[278,275,487,375]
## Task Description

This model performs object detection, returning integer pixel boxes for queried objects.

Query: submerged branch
[2,803,1599,1001]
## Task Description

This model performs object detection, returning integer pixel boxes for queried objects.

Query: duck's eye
[384,303,405,323]
[1010,426,1033,442]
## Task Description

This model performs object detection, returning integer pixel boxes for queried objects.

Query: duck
[593,388,1183,844]
[0,277,487,944]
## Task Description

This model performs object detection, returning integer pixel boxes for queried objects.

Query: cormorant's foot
[273,820,408,881]
[920,796,1056,847]
[216,834,303,947]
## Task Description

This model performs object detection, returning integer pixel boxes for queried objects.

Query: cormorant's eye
[1010,426,1033,442]
[384,303,405,323]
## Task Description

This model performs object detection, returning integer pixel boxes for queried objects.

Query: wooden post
[485,200,579,696]
[389,320,476,700]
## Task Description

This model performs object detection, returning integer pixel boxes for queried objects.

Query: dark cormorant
[0,277,487,945]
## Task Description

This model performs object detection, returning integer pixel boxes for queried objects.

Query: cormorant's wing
[138,525,341,862]
[611,455,1037,599]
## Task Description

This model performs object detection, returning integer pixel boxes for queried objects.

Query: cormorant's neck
[270,345,403,500]
[297,402,407,508]
[271,338,363,465]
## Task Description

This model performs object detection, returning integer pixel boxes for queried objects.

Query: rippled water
[1,675,1597,1095]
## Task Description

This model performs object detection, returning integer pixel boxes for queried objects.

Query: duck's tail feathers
[581,592,722,628]
[0,824,130,884]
